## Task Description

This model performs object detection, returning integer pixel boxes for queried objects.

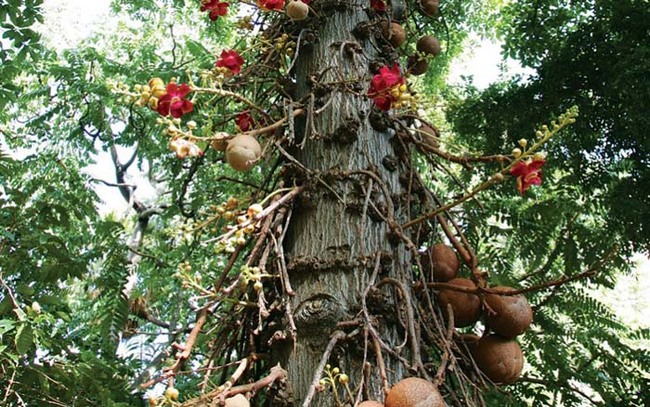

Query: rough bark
[280,2,412,404]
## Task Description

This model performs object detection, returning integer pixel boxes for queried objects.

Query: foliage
[447,0,650,253]
[442,0,650,404]
[0,0,44,114]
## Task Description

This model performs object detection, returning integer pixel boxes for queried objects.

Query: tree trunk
[280,2,413,404]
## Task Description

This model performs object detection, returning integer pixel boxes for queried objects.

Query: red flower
[510,159,546,195]
[157,83,194,119]
[368,63,405,111]
[258,0,284,11]
[216,49,245,76]
[200,0,228,20]
[371,0,386,11]
[235,111,254,132]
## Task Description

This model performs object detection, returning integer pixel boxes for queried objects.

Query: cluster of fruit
[423,244,532,385]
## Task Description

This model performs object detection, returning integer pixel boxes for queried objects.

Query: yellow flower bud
[247,203,264,217]
[512,148,522,158]
[533,152,546,161]
[148,77,164,89]
[339,374,349,384]
[148,96,159,111]
[165,387,179,401]
[518,138,528,148]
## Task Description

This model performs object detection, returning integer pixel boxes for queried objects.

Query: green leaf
[0,319,15,335]
[15,323,34,355]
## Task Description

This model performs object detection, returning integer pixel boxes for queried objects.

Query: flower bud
[512,148,522,158]
[31,301,42,314]
[518,138,528,148]
[339,374,349,384]
[533,152,546,161]
[147,96,159,110]
[247,203,264,217]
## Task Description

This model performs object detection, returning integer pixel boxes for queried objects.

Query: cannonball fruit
[421,243,459,282]
[358,401,383,407]
[438,278,481,327]
[226,135,262,172]
[472,335,524,385]
[416,35,441,57]
[407,55,429,76]
[285,1,309,21]
[224,394,250,407]
[382,22,406,48]
[484,286,533,338]
[385,377,444,407]
[420,0,439,16]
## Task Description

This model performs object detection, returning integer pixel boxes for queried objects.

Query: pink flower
[258,0,284,11]
[200,0,229,20]
[235,111,254,132]
[216,49,245,76]
[371,0,386,11]
[157,83,194,118]
[368,63,405,111]
[510,159,546,195]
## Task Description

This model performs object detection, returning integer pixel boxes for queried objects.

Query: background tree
[0,0,648,406]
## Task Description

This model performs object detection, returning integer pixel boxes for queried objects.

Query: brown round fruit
[421,243,459,282]
[224,394,250,407]
[226,135,262,172]
[438,278,481,327]
[358,401,383,407]
[407,55,429,76]
[416,35,441,57]
[285,1,309,21]
[472,335,524,385]
[420,0,439,16]
[385,377,444,407]
[484,286,533,338]
[382,22,406,48]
